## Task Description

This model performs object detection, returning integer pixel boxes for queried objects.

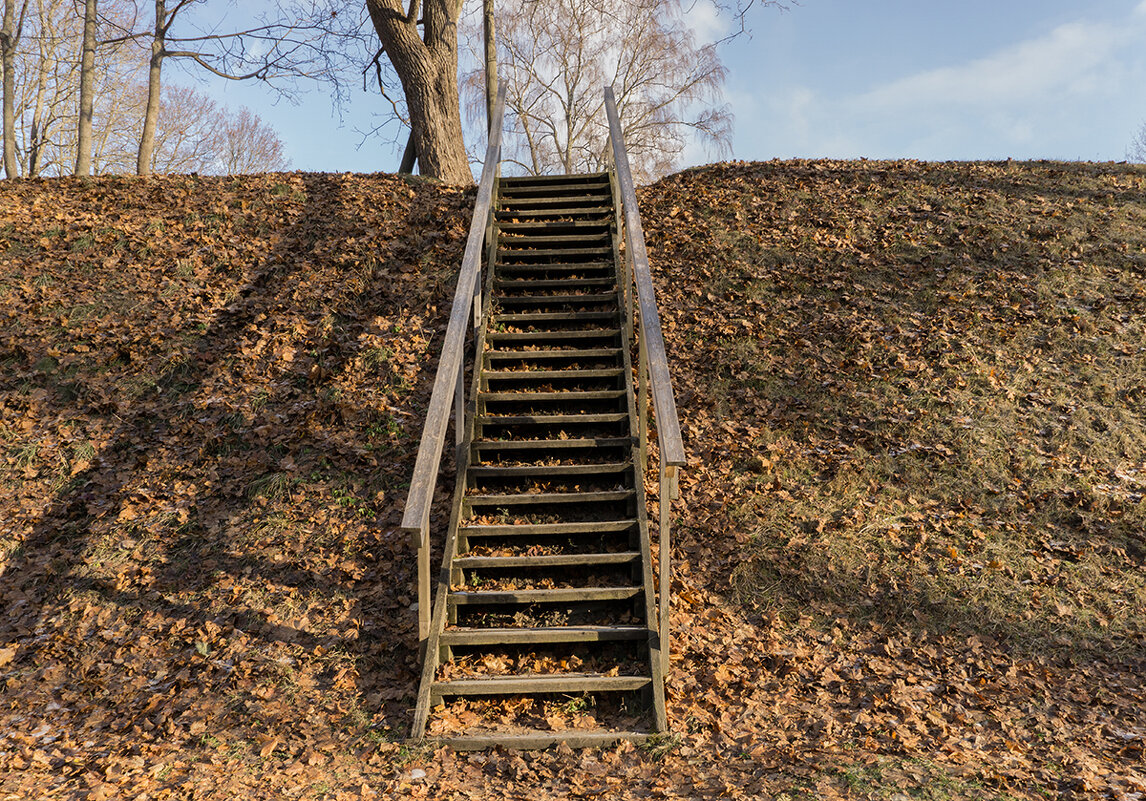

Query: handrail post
[659,456,677,676]
[418,527,430,643]
[638,332,648,469]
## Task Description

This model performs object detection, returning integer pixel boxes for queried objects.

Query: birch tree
[462,0,734,183]
[1,0,28,177]
[73,0,95,174]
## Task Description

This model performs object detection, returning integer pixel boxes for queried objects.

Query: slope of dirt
[0,161,1144,799]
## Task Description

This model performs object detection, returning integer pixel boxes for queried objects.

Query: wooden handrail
[605,85,685,678]
[401,86,506,644]
[603,86,686,468]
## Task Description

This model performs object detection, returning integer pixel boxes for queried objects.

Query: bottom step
[427,731,651,751]
[432,674,650,698]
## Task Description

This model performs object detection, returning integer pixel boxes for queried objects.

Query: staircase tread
[486,329,621,342]
[486,348,621,359]
[476,412,627,423]
[496,292,617,303]
[452,552,641,568]
[497,220,611,229]
[473,436,630,449]
[482,389,626,400]
[496,278,617,289]
[498,246,613,256]
[495,208,613,219]
[499,234,612,245]
[499,195,612,207]
[467,489,633,504]
[432,673,650,695]
[495,264,618,273]
[448,586,642,604]
[483,368,624,380]
[440,624,647,645]
[492,311,617,322]
[428,732,649,751]
[460,519,637,536]
[468,461,631,477]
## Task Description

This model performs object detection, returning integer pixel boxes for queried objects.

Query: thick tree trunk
[137,1,164,176]
[75,0,97,176]
[365,0,471,184]
[1,0,23,179]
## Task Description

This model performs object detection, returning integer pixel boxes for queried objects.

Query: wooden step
[495,278,616,291]
[493,311,617,324]
[467,490,633,507]
[468,461,630,479]
[459,519,637,537]
[497,248,613,261]
[431,731,648,751]
[485,348,621,361]
[498,233,611,246]
[452,552,641,569]
[497,220,610,232]
[431,673,649,698]
[486,329,620,344]
[481,389,626,402]
[499,191,609,203]
[440,624,647,645]
[499,180,610,195]
[448,587,642,606]
[496,293,617,305]
[473,437,631,451]
[500,172,607,185]
[483,368,624,381]
[495,263,614,276]
[495,207,613,219]
[476,412,627,425]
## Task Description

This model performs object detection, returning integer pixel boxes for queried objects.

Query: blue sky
[188,0,1146,172]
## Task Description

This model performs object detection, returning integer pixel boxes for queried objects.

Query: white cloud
[730,3,1146,161]
[859,18,1138,111]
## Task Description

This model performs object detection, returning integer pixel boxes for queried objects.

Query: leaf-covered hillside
[0,161,1144,799]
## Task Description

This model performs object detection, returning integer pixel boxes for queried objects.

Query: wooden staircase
[401,88,684,750]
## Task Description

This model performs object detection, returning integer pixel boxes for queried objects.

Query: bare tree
[130,0,345,175]
[2,1,290,177]
[361,0,784,183]
[1130,122,1146,163]
[73,0,95,175]
[462,0,732,183]
[3,0,140,176]
[214,105,289,174]
[96,82,290,175]
[1,0,28,177]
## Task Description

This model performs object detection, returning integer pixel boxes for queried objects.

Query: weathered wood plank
[481,389,626,401]
[452,552,641,569]
[483,368,623,381]
[433,674,649,696]
[466,489,633,506]
[427,731,649,751]
[472,436,631,450]
[467,461,631,478]
[459,519,636,537]
[448,587,641,605]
